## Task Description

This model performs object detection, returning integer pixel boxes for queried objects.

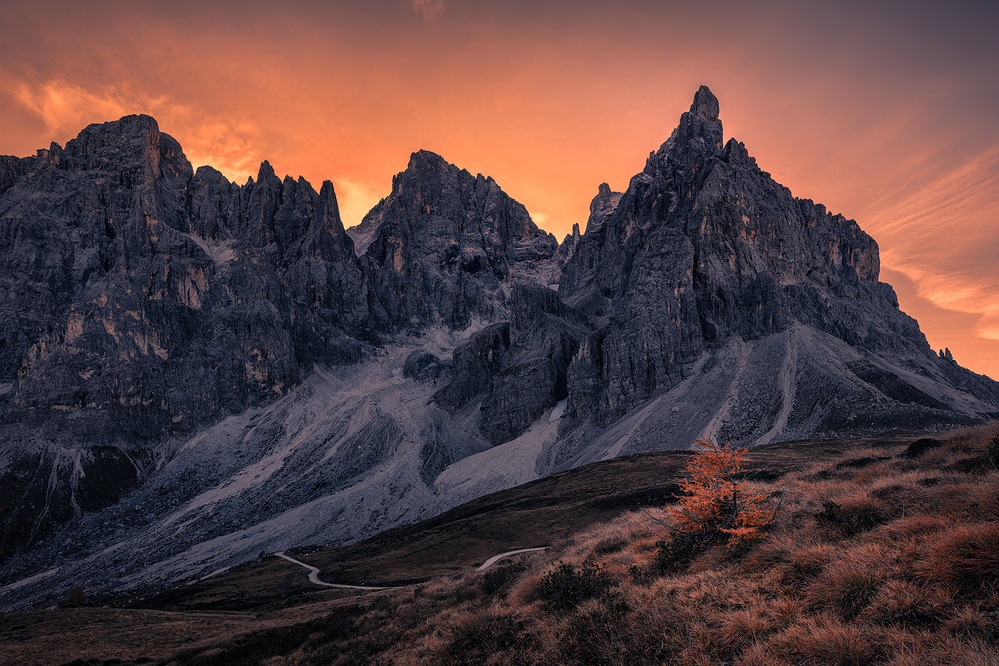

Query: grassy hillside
[2,426,997,664]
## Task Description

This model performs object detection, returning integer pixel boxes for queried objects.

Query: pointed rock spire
[302,180,354,262]
[690,85,720,121]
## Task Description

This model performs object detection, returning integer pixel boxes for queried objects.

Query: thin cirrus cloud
[860,144,999,344]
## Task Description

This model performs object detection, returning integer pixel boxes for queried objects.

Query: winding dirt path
[275,546,547,590]
[475,547,547,571]
[274,552,389,590]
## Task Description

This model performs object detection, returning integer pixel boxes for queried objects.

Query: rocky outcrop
[479,284,592,443]
[0,116,371,555]
[433,284,592,444]
[403,348,452,383]
[558,86,999,431]
[554,222,581,270]
[433,323,511,410]
[352,150,558,330]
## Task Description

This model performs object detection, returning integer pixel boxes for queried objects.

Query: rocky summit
[1,88,997,610]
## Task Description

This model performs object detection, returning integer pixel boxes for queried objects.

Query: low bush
[534,562,609,611]
[815,498,886,535]
[479,561,526,597]
[653,533,700,575]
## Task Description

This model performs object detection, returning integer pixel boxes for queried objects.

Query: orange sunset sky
[2,0,997,380]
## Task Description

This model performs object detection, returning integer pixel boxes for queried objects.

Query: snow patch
[548,399,567,423]
[186,232,235,265]
[0,567,60,594]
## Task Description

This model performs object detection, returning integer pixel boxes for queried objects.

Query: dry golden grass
[11,425,998,665]
[358,424,999,666]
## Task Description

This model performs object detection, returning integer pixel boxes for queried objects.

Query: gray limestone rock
[403,348,452,383]
[558,86,999,429]
[479,284,591,443]
[0,115,372,556]
[433,322,511,410]
[352,150,558,330]
[433,284,592,444]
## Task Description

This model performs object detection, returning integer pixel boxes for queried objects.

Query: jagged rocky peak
[558,85,999,430]
[353,149,557,330]
[0,114,375,557]
[647,84,725,173]
[304,179,356,262]
[62,114,193,181]
[554,222,582,269]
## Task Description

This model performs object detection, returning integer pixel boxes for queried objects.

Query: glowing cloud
[860,145,999,349]
[12,78,148,136]
[7,75,264,186]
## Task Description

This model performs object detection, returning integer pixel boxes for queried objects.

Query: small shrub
[535,562,609,611]
[902,438,943,459]
[815,499,886,535]
[592,537,628,555]
[440,609,536,665]
[628,564,655,585]
[654,533,700,575]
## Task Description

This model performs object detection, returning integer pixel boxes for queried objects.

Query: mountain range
[1,86,996,610]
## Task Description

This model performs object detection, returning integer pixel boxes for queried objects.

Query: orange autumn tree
[668,437,778,547]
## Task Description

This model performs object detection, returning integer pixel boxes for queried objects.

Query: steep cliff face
[350,150,558,330]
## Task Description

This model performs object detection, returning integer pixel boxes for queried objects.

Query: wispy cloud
[409,0,446,20]
[13,79,145,136]
[860,144,999,342]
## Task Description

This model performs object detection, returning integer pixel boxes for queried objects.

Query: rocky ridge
[1,88,997,610]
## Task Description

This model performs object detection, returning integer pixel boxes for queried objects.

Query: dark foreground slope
[1,426,996,665]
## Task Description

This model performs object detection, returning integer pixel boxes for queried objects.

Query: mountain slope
[1,88,997,610]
